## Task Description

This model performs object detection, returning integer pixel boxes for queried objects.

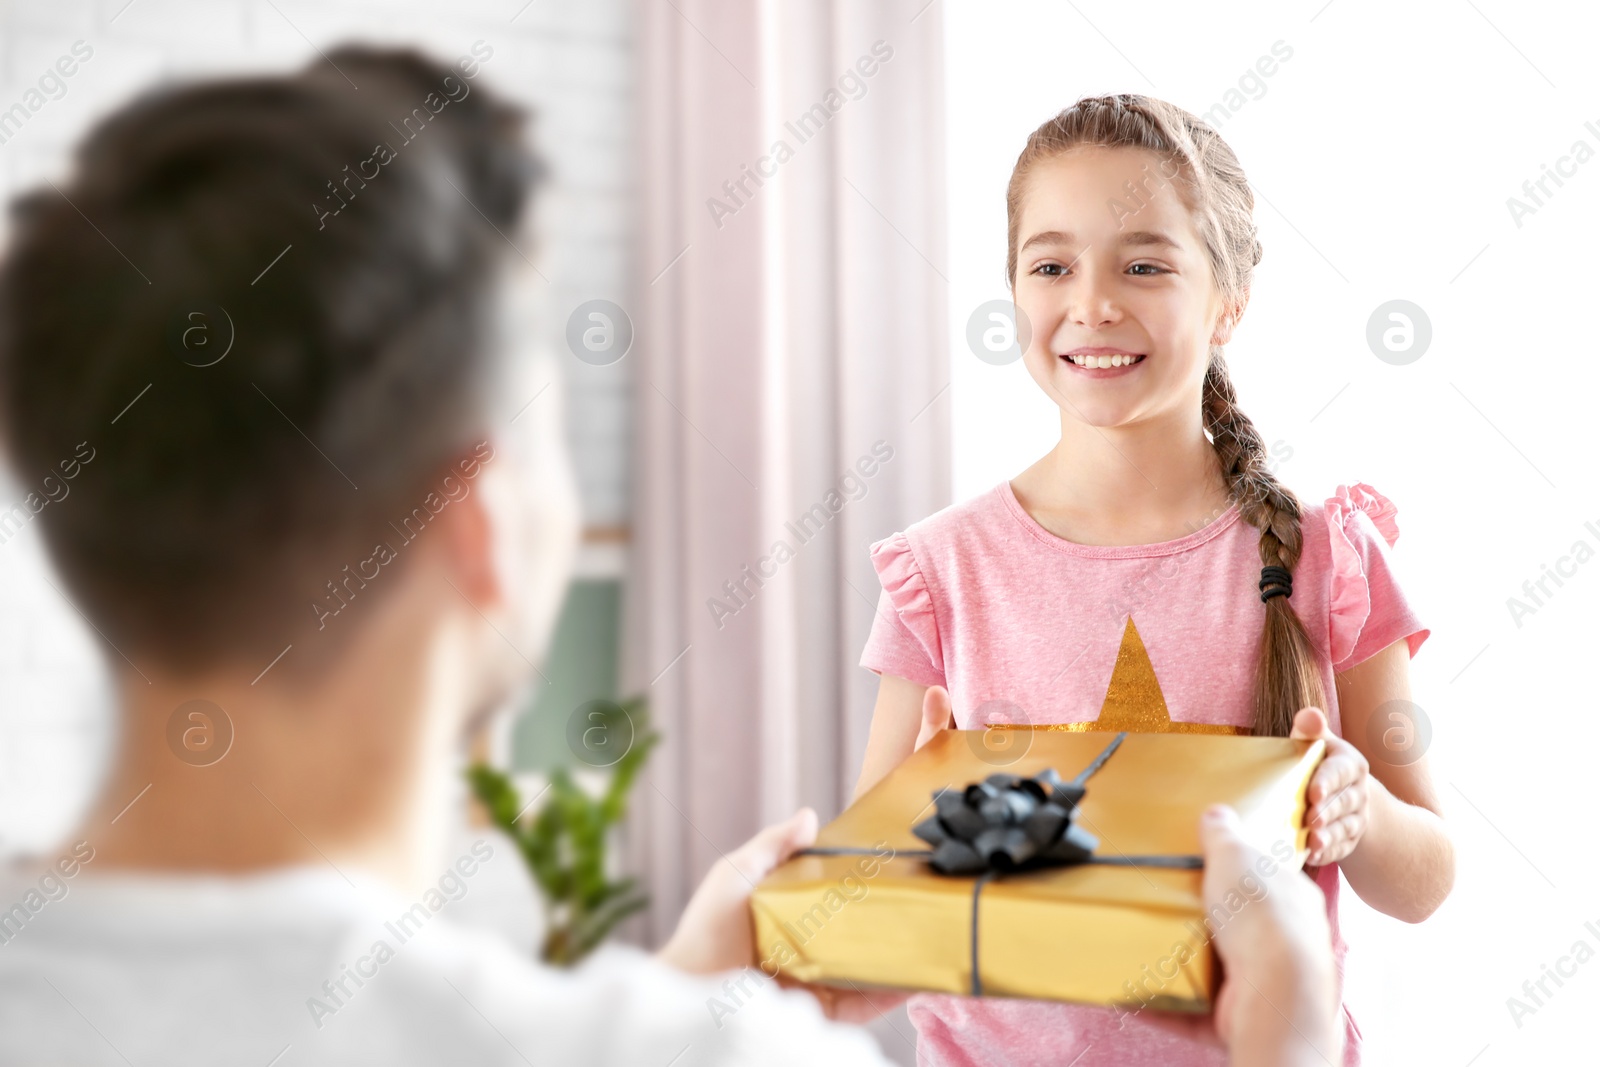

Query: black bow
[912,768,1099,875]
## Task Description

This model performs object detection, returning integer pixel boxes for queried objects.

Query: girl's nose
[1067,273,1122,329]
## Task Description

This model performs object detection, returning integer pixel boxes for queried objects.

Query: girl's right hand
[912,684,955,751]
[852,675,948,801]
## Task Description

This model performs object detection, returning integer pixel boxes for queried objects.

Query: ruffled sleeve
[1325,482,1431,673]
[858,532,947,687]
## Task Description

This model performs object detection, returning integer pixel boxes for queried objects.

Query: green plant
[465,696,660,967]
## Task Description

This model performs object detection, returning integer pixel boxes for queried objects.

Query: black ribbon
[797,731,1203,995]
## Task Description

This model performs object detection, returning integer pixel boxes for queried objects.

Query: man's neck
[76,607,469,897]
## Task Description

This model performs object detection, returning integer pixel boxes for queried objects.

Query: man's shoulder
[0,872,891,1066]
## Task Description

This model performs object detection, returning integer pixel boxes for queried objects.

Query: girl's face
[1011,146,1235,430]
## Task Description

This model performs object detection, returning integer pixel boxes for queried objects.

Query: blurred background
[0,1,1596,1064]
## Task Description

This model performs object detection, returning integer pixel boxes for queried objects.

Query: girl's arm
[1315,638,1456,923]
[852,673,950,801]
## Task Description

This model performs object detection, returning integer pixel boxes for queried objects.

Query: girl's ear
[1212,290,1250,346]
[1212,314,1235,346]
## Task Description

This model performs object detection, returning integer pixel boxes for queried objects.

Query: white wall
[944,2,1598,1064]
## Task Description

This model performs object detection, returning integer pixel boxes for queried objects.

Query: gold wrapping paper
[750,729,1325,1010]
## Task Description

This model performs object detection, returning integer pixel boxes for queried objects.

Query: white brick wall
[0,0,636,855]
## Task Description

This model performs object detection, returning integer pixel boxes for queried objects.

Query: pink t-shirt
[859,480,1430,1067]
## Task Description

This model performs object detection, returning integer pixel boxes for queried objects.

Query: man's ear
[440,459,502,611]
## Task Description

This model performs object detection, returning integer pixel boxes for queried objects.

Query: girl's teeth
[1072,354,1142,368]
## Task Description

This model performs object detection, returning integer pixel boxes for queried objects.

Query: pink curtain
[623,0,950,943]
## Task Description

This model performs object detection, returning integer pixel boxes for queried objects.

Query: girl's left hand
[1291,706,1371,867]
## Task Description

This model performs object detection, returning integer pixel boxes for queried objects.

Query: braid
[1005,94,1332,737]
[1203,356,1328,736]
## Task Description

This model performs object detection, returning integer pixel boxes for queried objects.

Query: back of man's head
[0,46,544,674]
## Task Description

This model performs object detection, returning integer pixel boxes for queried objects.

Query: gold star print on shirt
[992,615,1248,735]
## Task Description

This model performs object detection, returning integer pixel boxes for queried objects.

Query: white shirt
[0,857,892,1066]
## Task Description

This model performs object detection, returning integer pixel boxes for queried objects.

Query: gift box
[750,729,1325,1010]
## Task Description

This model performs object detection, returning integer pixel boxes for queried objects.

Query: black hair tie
[1259,565,1292,603]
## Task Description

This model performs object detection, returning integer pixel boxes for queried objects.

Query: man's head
[0,45,577,700]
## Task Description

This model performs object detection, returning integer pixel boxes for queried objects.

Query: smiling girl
[852,95,1455,1066]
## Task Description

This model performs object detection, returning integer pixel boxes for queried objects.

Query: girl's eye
[1030,262,1169,278]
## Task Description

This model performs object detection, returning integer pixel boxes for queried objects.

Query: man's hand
[656,807,908,1023]
[657,807,819,976]
[1199,804,1342,1067]
[1291,707,1371,867]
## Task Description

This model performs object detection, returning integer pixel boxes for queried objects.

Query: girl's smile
[1060,346,1147,375]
